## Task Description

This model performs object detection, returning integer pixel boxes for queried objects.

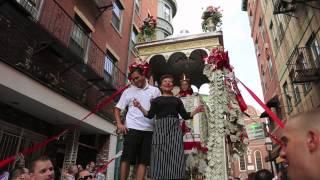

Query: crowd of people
[0,156,103,180]
[2,65,320,180]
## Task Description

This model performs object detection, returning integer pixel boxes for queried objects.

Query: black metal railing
[0,0,127,120]
[273,0,296,15]
[287,46,320,83]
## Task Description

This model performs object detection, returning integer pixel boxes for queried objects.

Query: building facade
[0,0,163,179]
[231,106,272,180]
[242,0,320,174]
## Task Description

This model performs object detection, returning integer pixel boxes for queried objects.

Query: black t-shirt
[146,96,191,119]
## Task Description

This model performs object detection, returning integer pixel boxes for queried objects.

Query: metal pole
[268,151,274,176]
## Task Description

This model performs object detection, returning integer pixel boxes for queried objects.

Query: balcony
[0,0,126,120]
[287,47,320,83]
[156,17,174,36]
[273,0,296,15]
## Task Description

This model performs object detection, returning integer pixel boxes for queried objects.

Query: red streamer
[238,80,285,129]
[0,84,129,169]
[265,130,284,148]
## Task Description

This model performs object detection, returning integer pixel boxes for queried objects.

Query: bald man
[280,108,320,180]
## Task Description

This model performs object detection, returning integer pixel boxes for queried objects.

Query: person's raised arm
[133,99,156,119]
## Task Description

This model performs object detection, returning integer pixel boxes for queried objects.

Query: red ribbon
[238,80,285,129]
[0,84,130,169]
[265,130,284,148]
[96,157,116,174]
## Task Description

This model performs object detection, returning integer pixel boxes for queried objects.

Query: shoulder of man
[148,85,161,93]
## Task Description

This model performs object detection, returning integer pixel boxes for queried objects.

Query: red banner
[238,80,285,129]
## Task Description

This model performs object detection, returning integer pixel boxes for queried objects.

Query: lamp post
[265,137,274,176]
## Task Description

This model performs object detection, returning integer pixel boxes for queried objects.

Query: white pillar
[107,135,117,180]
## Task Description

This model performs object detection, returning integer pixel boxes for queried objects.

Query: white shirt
[116,83,161,131]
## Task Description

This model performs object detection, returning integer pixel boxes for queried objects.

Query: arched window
[239,155,246,171]
[255,151,263,170]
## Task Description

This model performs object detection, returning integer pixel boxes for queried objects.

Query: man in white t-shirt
[114,67,161,180]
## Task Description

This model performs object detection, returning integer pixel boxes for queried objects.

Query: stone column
[107,134,117,180]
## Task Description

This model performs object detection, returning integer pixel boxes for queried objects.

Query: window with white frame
[255,39,260,56]
[269,21,278,49]
[283,82,293,113]
[307,34,320,68]
[16,0,43,19]
[259,18,265,43]
[289,74,301,104]
[268,57,273,78]
[69,15,91,60]
[254,151,263,170]
[131,27,138,44]
[239,155,246,171]
[130,26,138,49]
[104,50,117,82]
[164,4,171,21]
[261,67,266,92]
[135,0,141,13]
[112,0,124,31]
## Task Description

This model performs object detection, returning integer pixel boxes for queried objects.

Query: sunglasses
[79,175,93,180]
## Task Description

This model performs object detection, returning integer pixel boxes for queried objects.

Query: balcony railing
[0,0,127,120]
[287,47,320,83]
[156,17,174,36]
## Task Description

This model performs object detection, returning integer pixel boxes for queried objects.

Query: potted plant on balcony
[138,15,157,42]
[201,6,222,32]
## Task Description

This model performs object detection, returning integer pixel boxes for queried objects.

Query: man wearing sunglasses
[77,170,93,180]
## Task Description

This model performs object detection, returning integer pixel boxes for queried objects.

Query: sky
[172,0,264,111]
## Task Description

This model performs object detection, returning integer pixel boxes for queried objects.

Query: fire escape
[287,46,320,83]
[0,0,123,169]
[273,0,320,15]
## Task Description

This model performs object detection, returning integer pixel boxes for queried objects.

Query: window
[112,1,123,31]
[69,15,91,60]
[239,155,246,171]
[259,18,265,43]
[164,4,171,21]
[268,57,273,78]
[290,74,301,104]
[104,50,117,82]
[16,0,43,19]
[261,67,266,92]
[283,82,293,113]
[255,39,260,56]
[307,34,320,68]
[130,27,138,49]
[303,82,312,94]
[269,21,278,49]
[255,151,263,170]
[135,0,141,13]
[249,11,253,27]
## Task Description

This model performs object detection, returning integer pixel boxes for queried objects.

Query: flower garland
[203,48,248,179]
[137,15,157,42]
[201,6,222,32]
[128,58,150,78]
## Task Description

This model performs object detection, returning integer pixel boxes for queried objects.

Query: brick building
[0,0,177,179]
[242,0,320,175]
[231,106,272,179]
